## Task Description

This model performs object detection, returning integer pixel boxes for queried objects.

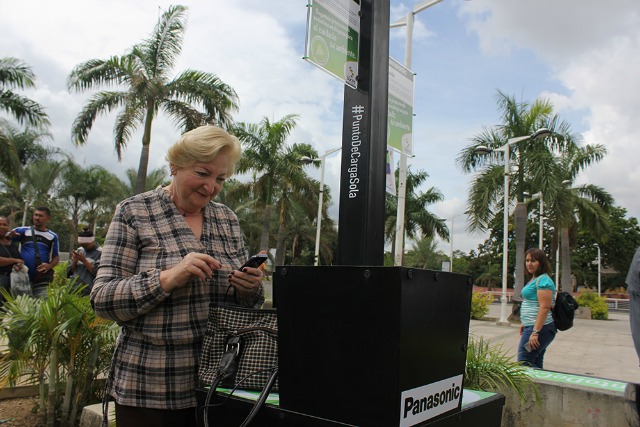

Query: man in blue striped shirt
[10,206,60,297]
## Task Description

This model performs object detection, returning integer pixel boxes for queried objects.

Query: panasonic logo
[399,375,463,427]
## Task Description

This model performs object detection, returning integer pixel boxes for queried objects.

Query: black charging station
[274,266,473,426]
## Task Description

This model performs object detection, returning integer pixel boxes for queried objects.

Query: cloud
[460,0,640,222]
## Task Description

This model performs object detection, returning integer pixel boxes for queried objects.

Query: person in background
[67,228,102,295]
[10,207,59,298]
[0,216,24,308]
[91,125,264,427]
[517,247,557,369]
[626,246,640,366]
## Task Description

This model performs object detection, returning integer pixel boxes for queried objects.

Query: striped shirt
[91,187,263,410]
[520,273,556,327]
[12,226,59,282]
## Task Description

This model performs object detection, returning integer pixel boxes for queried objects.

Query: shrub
[576,291,609,320]
[0,277,119,426]
[471,292,494,320]
[465,335,539,402]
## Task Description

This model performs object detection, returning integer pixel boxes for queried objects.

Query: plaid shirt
[91,187,263,410]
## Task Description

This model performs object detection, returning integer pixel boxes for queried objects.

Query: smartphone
[524,342,532,352]
[240,253,268,270]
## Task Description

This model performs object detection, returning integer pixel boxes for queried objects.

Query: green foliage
[404,236,448,270]
[576,291,609,320]
[0,277,119,426]
[470,292,493,320]
[465,335,539,402]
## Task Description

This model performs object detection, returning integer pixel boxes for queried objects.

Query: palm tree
[0,120,52,224]
[67,5,238,194]
[457,91,565,300]
[538,143,613,292]
[0,57,49,127]
[233,114,318,252]
[385,166,449,262]
[404,236,446,270]
[273,163,319,265]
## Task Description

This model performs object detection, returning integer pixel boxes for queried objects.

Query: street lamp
[301,147,342,266]
[440,212,465,272]
[556,180,572,287]
[594,243,601,297]
[475,127,552,326]
[390,0,444,266]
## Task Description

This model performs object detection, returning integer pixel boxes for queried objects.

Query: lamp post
[301,147,342,266]
[441,212,465,272]
[594,243,601,297]
[556,180,572,288]
[475,128,551,326]
[390,0,444,266]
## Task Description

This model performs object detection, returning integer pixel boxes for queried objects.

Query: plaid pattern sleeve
[91,187,263,410]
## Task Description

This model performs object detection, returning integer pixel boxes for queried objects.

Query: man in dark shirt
[67,228,102,295]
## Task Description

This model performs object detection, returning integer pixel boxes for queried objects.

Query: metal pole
[392,0,444,266]
[539,196,543,248]
[450,217,454,272]
[393,11,412,266]
[313,147,342,266]
[499,144,510,325]
[314,158,326,266]
[596,244,601,297]
[555,242,560,284]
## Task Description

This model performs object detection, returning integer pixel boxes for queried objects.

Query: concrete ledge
[0,384,39,400]
[500,370,638,426]
[80,402,115,427]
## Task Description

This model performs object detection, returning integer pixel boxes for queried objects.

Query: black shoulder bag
[198,303,278,427]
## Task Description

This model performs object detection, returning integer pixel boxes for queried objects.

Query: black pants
[114,402,197,427]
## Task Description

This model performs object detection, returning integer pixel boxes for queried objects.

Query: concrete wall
[500,378,638,427]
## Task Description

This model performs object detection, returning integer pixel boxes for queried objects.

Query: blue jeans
[517,323,557,369]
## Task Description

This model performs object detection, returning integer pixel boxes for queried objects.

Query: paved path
[470,303,640,384]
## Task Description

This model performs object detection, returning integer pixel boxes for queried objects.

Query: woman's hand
[12,261,23,272]
[159,252,221,293]
[529,332,541,350]
[229,266,263,299]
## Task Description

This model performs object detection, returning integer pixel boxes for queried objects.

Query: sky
[1,0,639,255]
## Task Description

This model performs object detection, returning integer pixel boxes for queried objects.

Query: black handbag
[199,303,278,427]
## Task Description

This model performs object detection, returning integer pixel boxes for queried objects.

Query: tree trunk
[135,108,155,194]
[560,227,572,292]
[260,203,272,251]
[513,202,527,300]
[46,345,58,427]
[275,202,286,266]
[275,223,286,266]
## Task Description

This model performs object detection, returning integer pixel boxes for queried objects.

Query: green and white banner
[387,57,415,155]
[305,0,360,88]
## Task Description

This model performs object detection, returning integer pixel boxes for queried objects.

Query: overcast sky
[1,0,639,254]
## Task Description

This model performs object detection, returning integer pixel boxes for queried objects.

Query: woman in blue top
[518,248,557,368]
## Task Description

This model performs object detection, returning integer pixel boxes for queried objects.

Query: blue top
[520,273,556,327]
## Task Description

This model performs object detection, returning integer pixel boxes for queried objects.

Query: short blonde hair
[166,126,241,175]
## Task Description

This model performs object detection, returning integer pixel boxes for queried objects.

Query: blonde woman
[92,126,264,427]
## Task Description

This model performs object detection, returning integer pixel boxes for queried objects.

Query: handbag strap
[534,274,557,307]
[201,336,278,427]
